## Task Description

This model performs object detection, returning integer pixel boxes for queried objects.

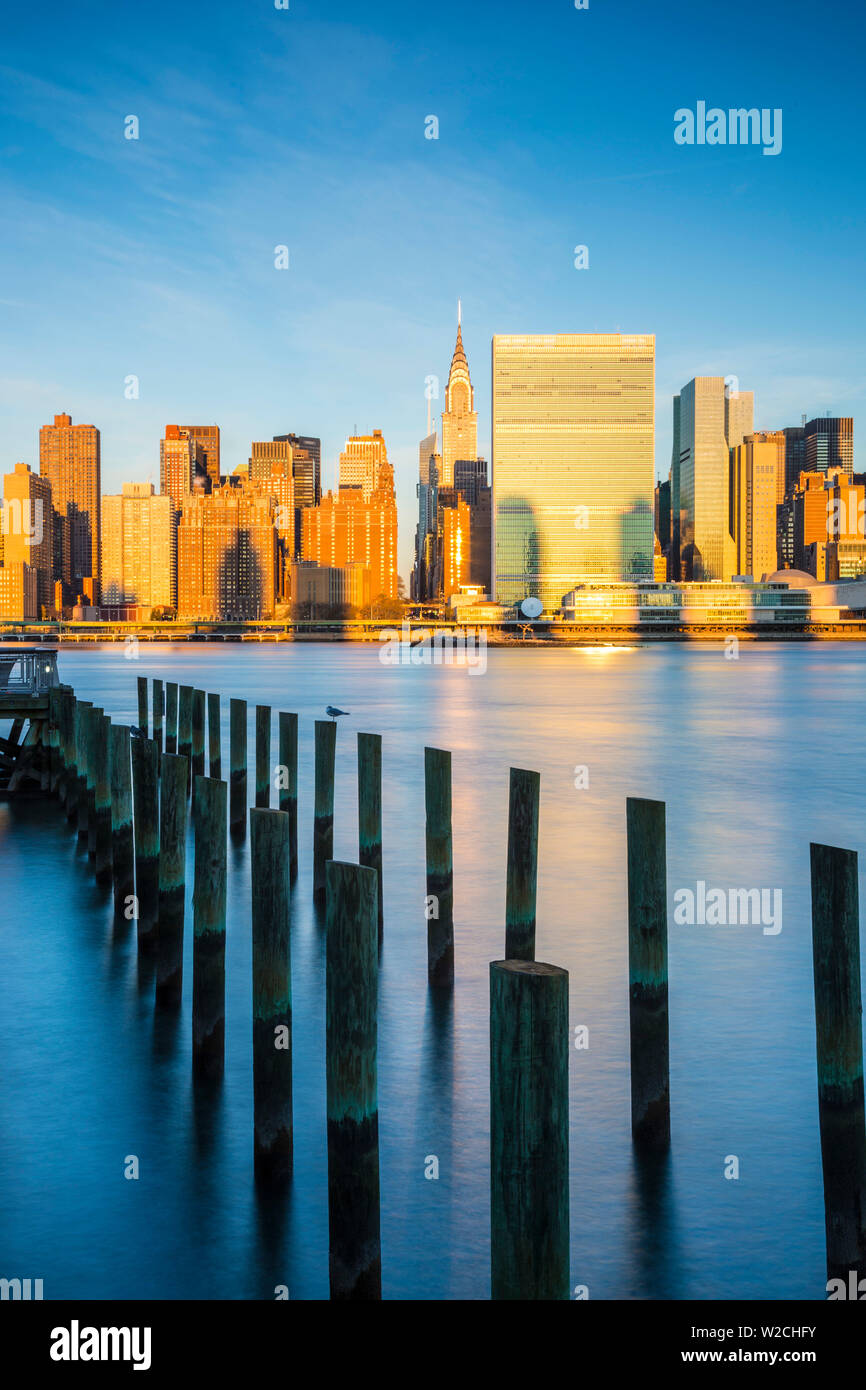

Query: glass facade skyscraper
[492,333,654,609]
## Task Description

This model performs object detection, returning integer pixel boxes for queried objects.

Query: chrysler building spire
[441,305,477,486]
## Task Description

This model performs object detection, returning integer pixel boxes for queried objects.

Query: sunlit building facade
[440,317,477,487]
[101,483,176,610]
[492,333,655,609]
[730,431,785,580]
[39,412,101,598]
[160,426,196,511]
[177,489,277,620]
[180,425,221,489]
[2,463,54,613]
[678,377,753,581]
[301,486,398,600]
[338,430,391,501]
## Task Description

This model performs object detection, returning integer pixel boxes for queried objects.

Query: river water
[1,639,863,1300]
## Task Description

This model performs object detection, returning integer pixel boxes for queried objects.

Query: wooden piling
[251,808,292,1181]
[207,693,221,781]
[131,736,160,952]
[178,685,193,795]
[425,747,454,987]
[192,688,205,793]
[325,860,381,1299]
[92,714,113,885]
[626,796,670,1151]
[278,712,298,882]
[109,724,134,914]
[810,841,866,1282]
[358,732,383,940]
[490,959,570,1301]
[81,705,100,851]
[152,678,164,755]
[66,697,87,823]
[48,687,60,796]
[165,682,178,755]
[229,698,247,838]
[156,752,188,1007]
[193,776,227,1080]
[313,719,337,902]
[255,704,271,809]
[137,676,148,737]
[505,767,540,961]
[57,690,73,810]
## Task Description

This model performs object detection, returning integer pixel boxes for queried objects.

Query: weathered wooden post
[165,682,178,755]
[313,720,337,902]
[626,796,670,1151]
[74,701,91,842]
[109,724,134,916]
[152,678,164,756]
[193,776,227,1080]
[48,687,60,796]
[278,711,298,882]
[57,690,72,810]
[490,959,570,1300]
[66,697,88,823]
[326,860,381,1299]
[82,705,101,852]
[207,693,221,780]
[178,685,193,795]
[251,808,292,1181]
[137,676,148,737]
[810,842,866,1283]
[156,752,188,1007]
[192,689,205,794]
[92,714,113,885]
[255,704,271,809]
[131,736,160,952]
[358,732,383,940]
[229,698,247,838]
[505,768,540,961]
[425,747,454,986]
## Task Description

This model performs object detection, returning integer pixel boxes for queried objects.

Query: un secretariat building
[492,334,655,612]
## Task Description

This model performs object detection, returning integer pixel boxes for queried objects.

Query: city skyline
[1,0,864,581]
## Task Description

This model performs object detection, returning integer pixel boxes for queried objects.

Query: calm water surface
[1,640,864,1300]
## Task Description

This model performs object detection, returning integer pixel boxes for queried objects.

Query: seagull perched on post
[130,724,147,740]
[325,706,350,721]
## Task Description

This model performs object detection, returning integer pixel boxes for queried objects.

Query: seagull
[325,706,350,721]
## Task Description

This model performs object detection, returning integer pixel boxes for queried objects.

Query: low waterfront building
[560,579,810,626]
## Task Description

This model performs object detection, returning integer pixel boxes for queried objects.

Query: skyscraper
[39,412,101,599]
[179,425,221,489]
[1,463,54,613]
[730,432,785,579]
[804,417,853,479]
[338,430,392,500]
[440,309,477,488]
[177,488,277,620]
[492,334,655,609]
[782,424,806,497]
[101,483,177,611]
[678,376,753,581]
[455,458,492,592]
[301,486,398,601]
[413,430,438,600]
[160,426,195,511]
[273,434,321,506]
[249,439,292,482]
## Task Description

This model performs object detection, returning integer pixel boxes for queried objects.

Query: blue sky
[1,0,864,580]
